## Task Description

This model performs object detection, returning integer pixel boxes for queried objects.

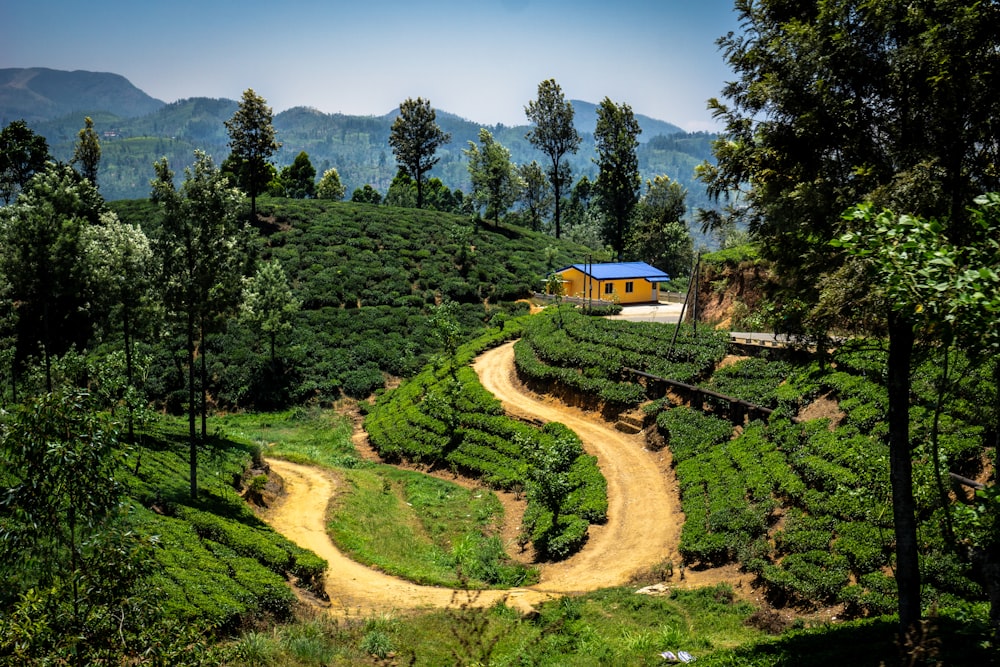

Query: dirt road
[262,340,687,615]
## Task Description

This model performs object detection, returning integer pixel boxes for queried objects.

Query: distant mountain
[0,68,165,124]
[569,100,684,142]
[4,68,716,219]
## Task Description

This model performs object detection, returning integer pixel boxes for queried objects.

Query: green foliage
[72,115,101,186]
[224,88,280,214]
[627,174,693,278]
[0,162,104,390]
[0,119,50,204]
[651,340,991,618]
[365,321,607,561]
[515,305,728,407]
[124,418,327,629]
[278,151,316,199]
[112,197,590,409]
[315,167,345,201]
[327,465,535,588]
[525,78,582,238]
[465,127,519,223]
[388,97,451,210]
[594,96,641,260]
[0,389,155,663]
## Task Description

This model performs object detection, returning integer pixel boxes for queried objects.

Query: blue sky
[2,0,741,131]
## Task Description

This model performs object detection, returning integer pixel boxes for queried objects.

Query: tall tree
[0,163,103,392]
[699,0,1000,641]
[628,175,692,278]
[464,128,519,224]
[151,151,250,499]
[525,79,581,239]
[241,258,300,369]
[594,97,641,260]
[316,167,346,200]
[280,151,316,199]
[83,212,156,441]
[0,120,50,204]
[225,89,280,219]
[517,160,553,232]
[388,97,451,210]
[72,116,101,188]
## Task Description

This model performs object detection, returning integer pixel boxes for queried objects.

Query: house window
[625,281,634,294]
[604,283,614,295]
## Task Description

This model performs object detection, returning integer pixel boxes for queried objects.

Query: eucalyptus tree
[525,79,581,238]
[225,88,280,219]
[151,150,251,499]
[0,119,50,204]
[0,163,103,392]
[594,97,641,261]
[699,0,1000,640]
[464,128,519,224]
[72,116,101,188]
[627,175,692,278]
[388,97,451,210]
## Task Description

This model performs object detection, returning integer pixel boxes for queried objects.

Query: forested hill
[6,68,717,209]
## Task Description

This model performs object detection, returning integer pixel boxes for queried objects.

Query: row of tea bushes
[365,322,608,560]
[511,306,729,409]
[127,435,327,629]
[657,339,987,613]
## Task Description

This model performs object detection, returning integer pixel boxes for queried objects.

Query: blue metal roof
[558,261,670,282]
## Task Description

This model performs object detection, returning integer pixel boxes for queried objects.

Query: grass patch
[386,584,760,666]
[328,466,536,588]
[209,407,360,468]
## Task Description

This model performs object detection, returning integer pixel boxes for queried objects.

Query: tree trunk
[123,303,135,443]
[887,311,921,642]
[552,156,562,239]
[200,316,207,440]
[187,309,197,499]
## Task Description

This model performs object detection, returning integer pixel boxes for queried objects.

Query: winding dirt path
[262,340,690,615]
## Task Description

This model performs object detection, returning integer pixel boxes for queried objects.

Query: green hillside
[110,197,592,409]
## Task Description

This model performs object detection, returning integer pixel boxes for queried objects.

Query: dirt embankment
[261,341,748,616]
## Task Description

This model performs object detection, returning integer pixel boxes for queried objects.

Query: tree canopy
[699,0,1000,641]
[594,97,642,261]
[71,116,101,188]
[0,120,50,204]
[225,88,280,218]
[525,79,581,239]
[627,175,692,278]
[388,97,451,210]
[465,128,519,224]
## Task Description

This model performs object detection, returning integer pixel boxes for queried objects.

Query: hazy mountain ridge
[2,68,715,211]
[0,68,166,123]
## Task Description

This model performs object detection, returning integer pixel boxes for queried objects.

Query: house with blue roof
[554,262,670,304]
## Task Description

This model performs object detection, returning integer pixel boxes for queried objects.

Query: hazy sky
[2,1,741,132]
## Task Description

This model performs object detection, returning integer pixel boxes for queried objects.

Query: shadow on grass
[712,615,992,667]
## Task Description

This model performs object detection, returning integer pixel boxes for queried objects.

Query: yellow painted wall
[555,268,659,304]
